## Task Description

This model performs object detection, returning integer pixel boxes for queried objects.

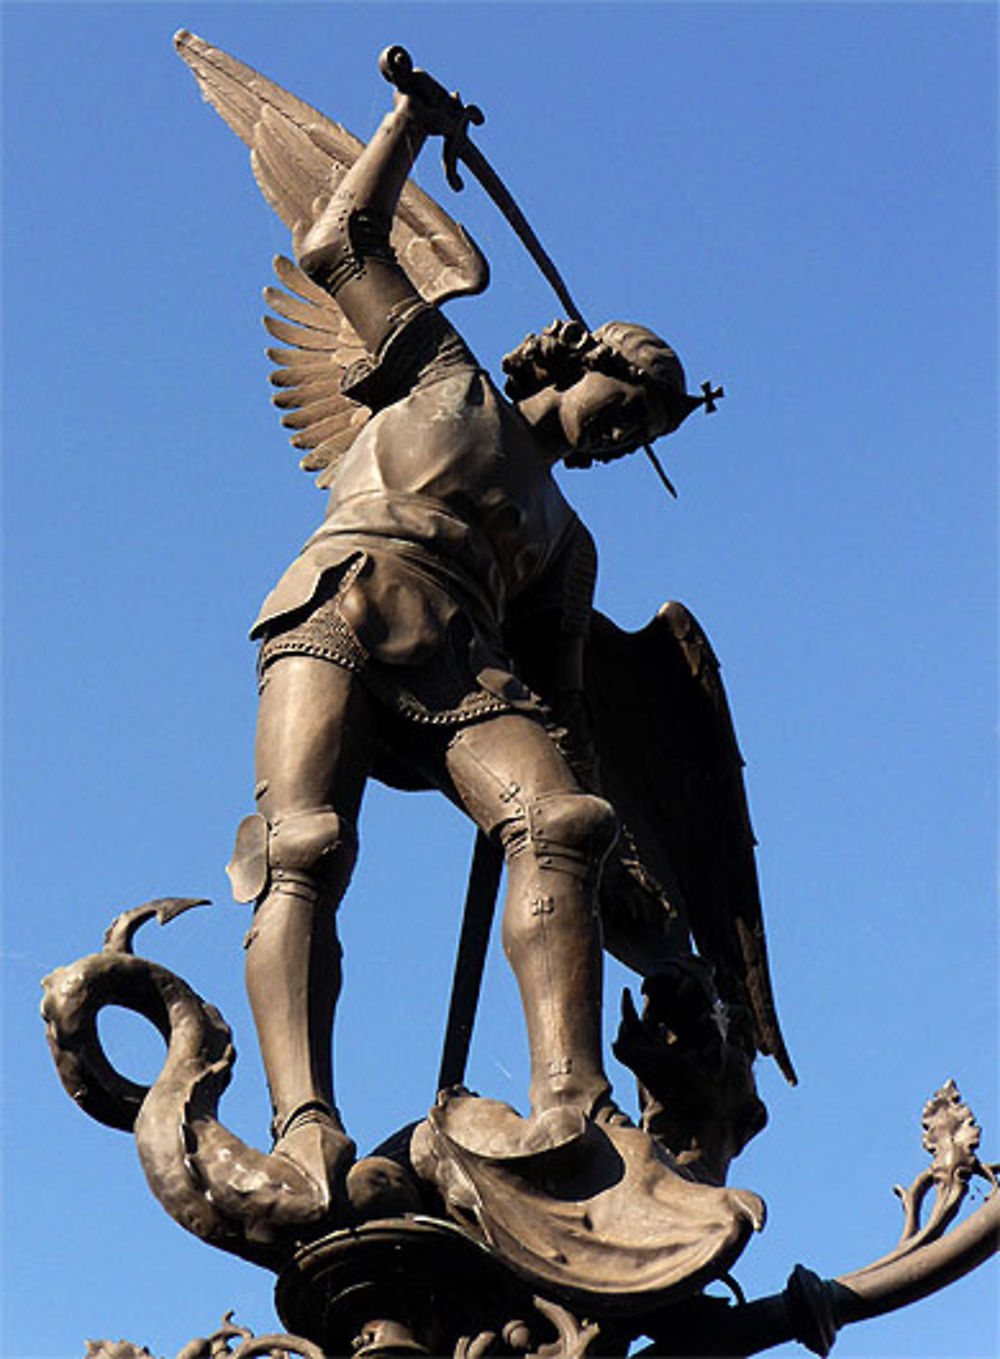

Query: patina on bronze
[43,34,998,1359]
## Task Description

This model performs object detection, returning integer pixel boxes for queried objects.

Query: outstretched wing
[585,602,796,1083]
[175,31,490,481]
[263,254,370,484]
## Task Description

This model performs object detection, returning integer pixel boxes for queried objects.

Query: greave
[233,807,357,1138]
[498,791,617,1115]
[245,874,345,1137]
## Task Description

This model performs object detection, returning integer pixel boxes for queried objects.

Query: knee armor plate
[227,807,357,903]
[502,790,618,870]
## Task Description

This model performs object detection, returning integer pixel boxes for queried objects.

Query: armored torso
[253,312,596,724]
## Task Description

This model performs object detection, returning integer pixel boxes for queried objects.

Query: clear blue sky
[3,4,996,1357]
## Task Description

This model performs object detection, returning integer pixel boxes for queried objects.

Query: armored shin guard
[498,790,618,1115]
[230,807,358,1188]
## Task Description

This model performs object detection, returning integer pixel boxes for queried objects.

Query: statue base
[274,1217,637,1357]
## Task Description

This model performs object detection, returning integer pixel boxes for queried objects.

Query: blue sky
[3,4,997,1357]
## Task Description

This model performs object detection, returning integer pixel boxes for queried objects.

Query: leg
[443,715,617,1121]
[234,655,380,1191]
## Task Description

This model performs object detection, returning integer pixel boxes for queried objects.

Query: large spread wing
[175,31,489,481]
[585,602,796,1083]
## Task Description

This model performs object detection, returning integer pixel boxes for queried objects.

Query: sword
[436,829,504,1093]
[381,45,680,498]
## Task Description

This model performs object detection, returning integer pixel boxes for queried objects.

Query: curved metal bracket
[634,1080,998,1357]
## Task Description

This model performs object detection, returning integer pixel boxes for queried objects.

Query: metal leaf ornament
[849,1079,999,1275]
[923,1079,985,1185]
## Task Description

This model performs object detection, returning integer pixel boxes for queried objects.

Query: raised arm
[297,93,436,353]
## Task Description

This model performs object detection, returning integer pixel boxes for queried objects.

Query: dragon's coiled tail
[41,899,331,1270]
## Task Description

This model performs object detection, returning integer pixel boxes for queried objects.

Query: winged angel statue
[83,33,798,1296]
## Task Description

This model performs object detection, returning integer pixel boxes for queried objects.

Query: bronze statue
[172,33,786,1202]
[41,34,999,1356]
[167,32,795,1262]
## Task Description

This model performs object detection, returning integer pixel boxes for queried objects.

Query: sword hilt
[378,45,484,192]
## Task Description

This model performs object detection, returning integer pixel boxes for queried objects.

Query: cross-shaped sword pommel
[700,380,724,414]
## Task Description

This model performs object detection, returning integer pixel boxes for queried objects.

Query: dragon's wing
[585,602,796,1083]
[175,31,489,482]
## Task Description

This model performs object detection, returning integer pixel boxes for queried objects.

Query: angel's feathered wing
[175,31,489,485]
[585,602,796,1084]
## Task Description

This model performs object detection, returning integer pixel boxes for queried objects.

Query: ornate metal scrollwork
[633,1080,999,1357]
[825,1080,999,1345]
[454,1297,601,1359]
[859,1079,999,1271]
[84,1312,325,1359]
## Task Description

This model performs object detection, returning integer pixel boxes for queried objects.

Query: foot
[528,1078,632,1132]
[272,1101,355,1205]
[429,1090,587,1164]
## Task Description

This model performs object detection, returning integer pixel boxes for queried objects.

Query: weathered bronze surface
[43,33,998,1359]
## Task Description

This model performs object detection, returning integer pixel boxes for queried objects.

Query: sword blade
[437,829,504,1092]
[458,140,587,326]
